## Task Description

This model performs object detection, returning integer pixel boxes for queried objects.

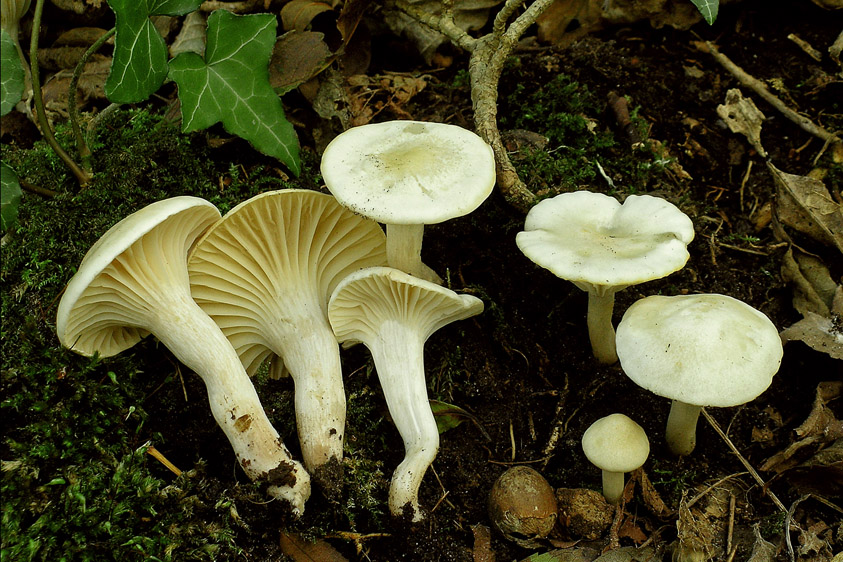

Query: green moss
[499,73,672,197]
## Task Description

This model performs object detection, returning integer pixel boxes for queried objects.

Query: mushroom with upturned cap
[320,120,496,283]
[328,266,484,520]
[56,196,311,514]
[516,191,694,364]
[187,190,386,493]
[616,293,784,456]
[581,413,649,504]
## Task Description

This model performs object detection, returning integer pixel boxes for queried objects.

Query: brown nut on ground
[488,466,558,549]
[555,488,614,540]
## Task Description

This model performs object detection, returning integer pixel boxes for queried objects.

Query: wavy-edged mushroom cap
[616,293,783,456]
[516,191,694,364]
[187,189,387,485]
[328,266,484,520]
[616,294,782,408]
[187,189,387,375]
[321,120,495,282]
[328,266,484,343]
[516,191,694,290]
[321,121,495,225]
[57,196,220,356]
[581,413,649,504]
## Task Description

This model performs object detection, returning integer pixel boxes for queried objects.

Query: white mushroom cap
[57,196,220,355]
[516,191,695,290]
[581,413,649,504]
[581,413,650,474]
[328,266,484,520]
[187,189,387,482]
[320,121,495,225]
[615,294,783,408]
[321,120,496,283]
[516,191,694,364]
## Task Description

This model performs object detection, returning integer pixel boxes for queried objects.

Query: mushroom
[186,189,386,490]
[56,196,311,514]
[327,266,484,520]
[320,120,496,284]
[581,413,649,504]
[516,191,695,364]
[615,293,784,456]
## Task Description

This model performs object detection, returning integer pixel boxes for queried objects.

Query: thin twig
[146,445,182,476]
[19,180,58,198]
[785,495,810,562]
[702,41,840,147]
[29,0,91,188]
[701,408,787,512]
[68,27,115,174]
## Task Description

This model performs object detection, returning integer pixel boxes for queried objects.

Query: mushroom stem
[586,290,618,364]
[273,323,346,474]
[368,324,439,522]
[90,240,312,514]
[601,470,626,505]
[665,400,702,456]
[386,223,442,284]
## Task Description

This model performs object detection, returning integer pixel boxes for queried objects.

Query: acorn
[488,466,558,548]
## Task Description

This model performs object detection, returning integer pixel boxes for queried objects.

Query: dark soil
[2,0,841,561]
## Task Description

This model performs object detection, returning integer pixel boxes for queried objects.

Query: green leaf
[1,163,23,231]
[105,0,202,103]
[168,11,301,175]
[430,399,484,435]
[690,0,719,24]
[0,29,26,116]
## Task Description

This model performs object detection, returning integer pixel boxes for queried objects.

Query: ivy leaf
[169,11,301,175]
[0,29,26,116]
[105,0,202,104]
[689,0,719,24]
[1,163,23,231]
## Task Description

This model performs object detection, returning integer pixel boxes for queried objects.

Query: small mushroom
[616,293,784,456]
[581,413,649,504]
[56,196,311,513]
[187,190,386,490]
[516,191,694,364]
[320,120,496,283]
[328,266,484,520]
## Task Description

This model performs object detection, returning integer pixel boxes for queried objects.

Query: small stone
[555,487,614,540]
[488,466,558,549]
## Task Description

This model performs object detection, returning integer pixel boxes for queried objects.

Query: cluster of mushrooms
[55,120,784,525]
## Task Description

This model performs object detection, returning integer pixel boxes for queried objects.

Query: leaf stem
[29,0,92,188]
[68,27,115,174]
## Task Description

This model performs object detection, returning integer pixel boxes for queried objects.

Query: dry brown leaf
[537,0,703,46]
[781,247,838,317]
[269,31,333,93]
[716,88,767,157]
[281,0,335,32]
[592,546,657,562]
[761,382,843,473]
[170,11,206,58]
[769,161,843,252]
[746,524,776,562]
[279,532,350,562]
[41,57,110,114]
[519,546,601,562]
[634,469,672,518]
[53,27,113,47]
[472,524,495,562]
[383,0,502,63]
